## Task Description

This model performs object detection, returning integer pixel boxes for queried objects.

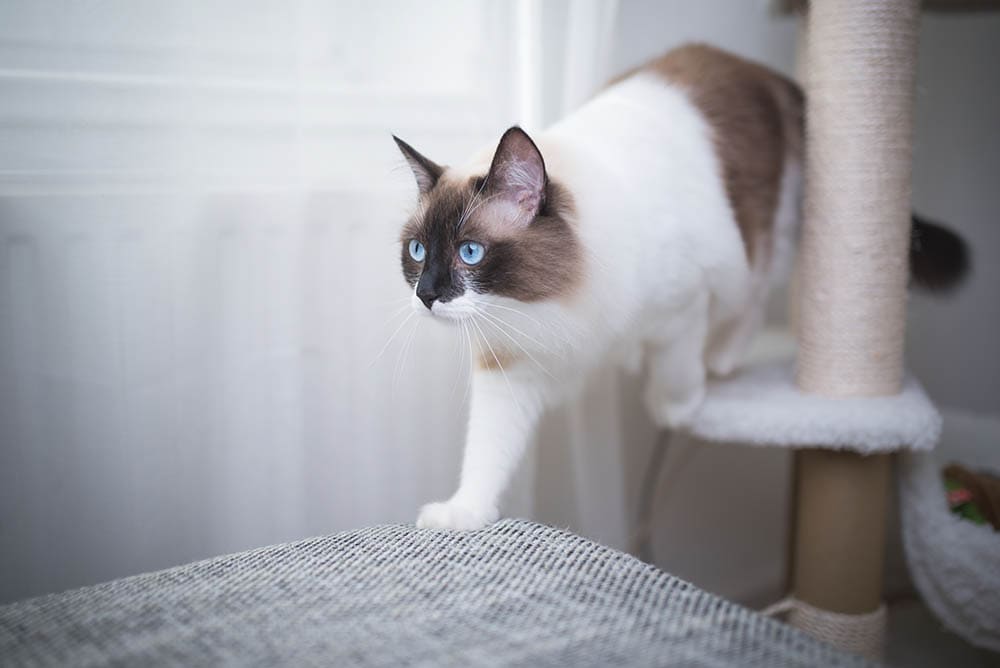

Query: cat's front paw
[416,499,498,531]
[644,384,706,430]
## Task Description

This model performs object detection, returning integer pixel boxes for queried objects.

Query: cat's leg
[643,292,709,429]
[706,300,765,377]
[709,157,800,376]
[705,273,768,377]
[417,368,544,530]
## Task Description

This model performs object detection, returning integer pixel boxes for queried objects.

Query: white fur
[428,291,480,321]
[415,74,800,530]
[705,158,800,376]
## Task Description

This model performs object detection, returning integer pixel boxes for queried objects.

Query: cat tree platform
[690,360,941,454]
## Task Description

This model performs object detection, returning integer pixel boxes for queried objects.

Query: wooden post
[793,450,890,613]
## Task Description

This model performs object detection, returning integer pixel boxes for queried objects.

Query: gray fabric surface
[0,520,870,667]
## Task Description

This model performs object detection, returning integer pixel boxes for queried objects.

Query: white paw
[416,499,498,531]
[707,348,742,378]
[644,384,706,430]
[620,342,644,376]
[707,352,737,378]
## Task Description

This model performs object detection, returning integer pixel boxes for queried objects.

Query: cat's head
[394,127,581,322]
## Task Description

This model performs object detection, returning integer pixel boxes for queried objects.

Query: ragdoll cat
[392,44,967,531]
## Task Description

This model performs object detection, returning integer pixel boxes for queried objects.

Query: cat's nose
[415,282,438,310]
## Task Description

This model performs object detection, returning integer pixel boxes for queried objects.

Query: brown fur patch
[614,44,804,265]
[479,178,582,301]
[476,348,519,371]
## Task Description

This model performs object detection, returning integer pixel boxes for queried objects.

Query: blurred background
[0,0,997,625]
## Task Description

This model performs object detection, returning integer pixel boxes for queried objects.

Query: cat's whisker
[392,316,421,396]
[462,189,492,221]
[390,320,408,395]
[460,321,474,406]
[456,192,476,231]
[370,311,416,369]
[473,309,555,379]
[457,172,491,230]
[474,306,552,353]
[382,294,412,305]
[486,296,582,344]
[466,318,491,393]
[477,301,579,354]
[457,179,479,227]
[461,192,502,227]
[467,317,485,365]
[475,303,562,353]
[449,320,468,401]
[389,323,408,402]
[457,194,476,232]
[381,301,414,328]
[476,300,546,329]
[470,315,524,419]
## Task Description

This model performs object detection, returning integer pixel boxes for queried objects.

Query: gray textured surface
[0,520,869,667]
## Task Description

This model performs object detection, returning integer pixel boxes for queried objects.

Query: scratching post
[796,0,919,396]
[688,0,944,656]
[791,0,921,657]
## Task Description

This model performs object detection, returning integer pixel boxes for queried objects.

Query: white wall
[908,13,1000,416]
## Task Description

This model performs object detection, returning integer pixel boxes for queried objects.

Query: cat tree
[688,0,929,658]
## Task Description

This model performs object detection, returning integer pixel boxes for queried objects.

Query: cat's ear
[393,135,444,195]
[485,126,547,225]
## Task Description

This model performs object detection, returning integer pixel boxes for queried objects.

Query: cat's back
[612,43,804,263]
[623,43,803,155]
[541,43,805,319]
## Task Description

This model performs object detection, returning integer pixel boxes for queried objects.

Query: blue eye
[458,241,485,265]
[408,239,425,262]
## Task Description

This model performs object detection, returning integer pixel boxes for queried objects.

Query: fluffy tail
[909,215,970,292]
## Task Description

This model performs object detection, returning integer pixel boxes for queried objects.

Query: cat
[392,43,968,531]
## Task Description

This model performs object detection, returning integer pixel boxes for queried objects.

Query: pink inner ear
[497,156,543,213]
[485,127,547,226]
[479,194,535,232]
[516,189,541,213]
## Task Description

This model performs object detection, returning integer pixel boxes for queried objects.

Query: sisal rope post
[796,0,920,396]
[791,0,921,659]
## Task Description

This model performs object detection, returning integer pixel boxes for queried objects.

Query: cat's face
[395,127,581,322]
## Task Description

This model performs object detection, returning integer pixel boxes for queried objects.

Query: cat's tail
[909,214,970,292]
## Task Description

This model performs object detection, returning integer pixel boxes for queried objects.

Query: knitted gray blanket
[0,520,868,667]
